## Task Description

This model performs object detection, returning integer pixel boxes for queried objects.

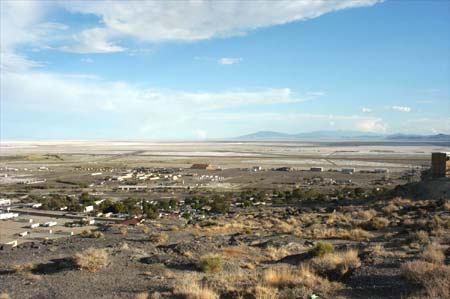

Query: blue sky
[1,0,449,139]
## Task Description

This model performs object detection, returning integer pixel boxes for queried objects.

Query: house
[190,163,218,170]
[310,167,323,172]
[275,167,292,171]
[84,205,94,213]
[0,212,19,220]
[0,199,11,206]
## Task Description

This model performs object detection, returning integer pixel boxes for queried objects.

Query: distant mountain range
[237,130,450,141]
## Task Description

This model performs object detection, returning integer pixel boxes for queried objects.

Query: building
[310,167,323,172]
[341,168,355,175]
[190,163,218,170]
[0,199,11,206]
[431,152,450,178]
[117,185,148,191]
[374,168,389,174]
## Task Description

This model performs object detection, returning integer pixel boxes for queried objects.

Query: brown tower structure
[431,152,450,178]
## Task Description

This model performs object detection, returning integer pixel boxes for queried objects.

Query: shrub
[74,248,108,272]
[263,265,298,287]
[309,241,334,257]
[12,262,34,273]
[298,265,342,295]
[174,273,219,299]
[383,203,398,215]
[368,217,389,230]
[266,246,291,261]
[422,243,445,264]
[255,285,278,299]
[134,292,149,299]
[310,249,361,275]
[342,228,372,241]
[149,233,168,243]
[88,231,104,238]
[401,261,450,298]
[199,255,223,273]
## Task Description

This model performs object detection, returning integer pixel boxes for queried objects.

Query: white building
[0,199,11,206]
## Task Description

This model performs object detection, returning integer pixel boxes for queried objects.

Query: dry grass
[401,261,450,298]
[254,285,278,299]
[174,273,219,299]
[383,203,398,215]
[443,201,450,211]
[134,292,149,299]
[265,246,291,261]
[169,225,180,231]
[74,248,108,272]
[298,265,342,295]
[263,265,298,287]
[355,209,377,221]
[149,233,169,243]
[150,292,161,299]
[421,243,445,264]
[0,294,11,299]
[342,228,372,241]
[310,249,361,275]
[368,217,390,230]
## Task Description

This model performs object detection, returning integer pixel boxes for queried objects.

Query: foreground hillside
[1,191,449,299]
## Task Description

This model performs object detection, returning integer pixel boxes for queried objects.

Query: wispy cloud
[389,105,411,112]
[361,107,372,113]
[80,57,94,63]
[218,57,242,65]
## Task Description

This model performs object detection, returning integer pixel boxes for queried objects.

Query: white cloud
[1,70,315,114]
[361,107,372,113]
[59,0,381,52]
[389,105,411,112]
[218,57,242,65]
[356,119,388,132]
[80,57,94,63]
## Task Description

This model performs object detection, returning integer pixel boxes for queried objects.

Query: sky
[1,0,449,139]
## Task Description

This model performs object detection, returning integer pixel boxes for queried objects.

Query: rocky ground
[1,191,449,299]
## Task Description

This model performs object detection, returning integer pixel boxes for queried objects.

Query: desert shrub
[356,209,377,221]
[342,228,372,241]
[134,292,149,299]
[263,265,298,287]
[88,231,104,238]
[169,225,180,231]
[174,273,219,299]
[401,261,450,298]
[255,285,279,299]
[149,233,168,243]
[74,248,108,272]
[421,243,445,264]
[443,201,450,211]
[311,249,361,275]
[367,217,389,230]
[309,241,334,257]
[12,262,34,273]
[298,265,342,295]
[266,246,291,261]
[409,230,430,244]
[383,203,398,215]
[199,255,223,273]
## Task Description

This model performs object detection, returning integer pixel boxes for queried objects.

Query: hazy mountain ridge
[237,131,450,140]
